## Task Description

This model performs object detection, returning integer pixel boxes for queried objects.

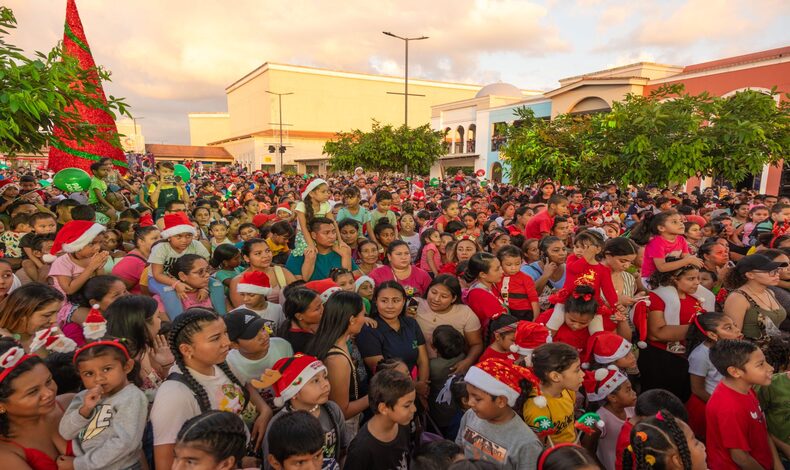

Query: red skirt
[685,393,707,440]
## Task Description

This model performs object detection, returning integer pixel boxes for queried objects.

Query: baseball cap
[735,254,789,275]
[224,309,266,342]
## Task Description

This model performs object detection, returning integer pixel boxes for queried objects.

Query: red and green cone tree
[47,0,127,173]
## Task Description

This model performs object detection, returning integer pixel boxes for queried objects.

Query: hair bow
[572,292,593,302]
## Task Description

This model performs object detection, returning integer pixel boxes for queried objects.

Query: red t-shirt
[435,214,461,232]
[564,255,619,307]
[524,209,554,239]
[535,309,590,353]
[466,287,507,333]
[646,292,699,351]
[478,346,518,364]
[615,420,634,470]
[706,382,773,470]
[497,272,539,316]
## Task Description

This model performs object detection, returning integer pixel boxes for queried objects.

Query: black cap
[224,309,266,342]
[735,254,789,275]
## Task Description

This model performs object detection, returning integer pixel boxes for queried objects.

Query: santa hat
[631,298,651,349]
[413,180,424,189]
[138,213,154,227]
[582,331,632,368]
[464,358,546,408]
[251,354,327,407]
[28,327,76,353]
[236,271,272,297]
[160,212,196,239]
[509,321,551,365]
[43,220,105,263]
[583,366,628,402]
[275,203,293,216]
[304,279,341,303]
[301,178,327,200]
[0,181,19,195]
[354,275,375,292]
[83,305,107,340]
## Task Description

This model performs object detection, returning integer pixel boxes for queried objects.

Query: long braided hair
[168,308,249,413]
[622,410,693,470]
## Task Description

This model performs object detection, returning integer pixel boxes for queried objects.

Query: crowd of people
[0,158,787,470]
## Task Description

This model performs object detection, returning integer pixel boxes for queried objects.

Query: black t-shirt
[345,422,410,470]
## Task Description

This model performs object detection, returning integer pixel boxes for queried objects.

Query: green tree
[324,120,445,175]
[0,6,130,156]
[502,84,790,187]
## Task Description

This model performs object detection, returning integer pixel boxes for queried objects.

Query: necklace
[746,285,778,310]
[308,404,320,414]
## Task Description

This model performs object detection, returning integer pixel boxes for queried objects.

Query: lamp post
[266,91,293,172]
[383,31,428,128]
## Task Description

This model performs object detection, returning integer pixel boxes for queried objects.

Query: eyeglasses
[755,269,780,276]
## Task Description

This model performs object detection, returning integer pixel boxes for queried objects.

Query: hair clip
[644,454,656,466]
[656,411,665,421]
[635,431,648,442]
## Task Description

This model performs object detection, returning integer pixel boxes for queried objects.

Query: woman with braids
[151,308,271,470]
[0,338,75,468]
[623,410,707,470]
[173,411,248,470]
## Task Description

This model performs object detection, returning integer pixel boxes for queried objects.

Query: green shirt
[756,372,790,442]
[88,176,107,204]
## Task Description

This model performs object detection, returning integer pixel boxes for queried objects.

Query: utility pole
[266,91,293,172]
[383,32,428,180]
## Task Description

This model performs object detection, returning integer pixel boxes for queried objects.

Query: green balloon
[173,164,191,181]
[38,179,51,187]
[429,178,440,188]
[480,180,488,187]
[53,168,91,192]
[0,164,9,170]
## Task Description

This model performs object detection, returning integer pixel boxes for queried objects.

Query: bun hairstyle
[463,252,498,283]
[168,308,248,413]
[175,411,247,467]
[564,285,599,316]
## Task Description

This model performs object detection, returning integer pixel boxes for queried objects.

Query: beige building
[189,63,492,174]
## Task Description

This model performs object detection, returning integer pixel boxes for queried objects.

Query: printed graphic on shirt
[80,404,113,441]
[323,427,338,460]
[218,383,245,413]
[462,427,508,463]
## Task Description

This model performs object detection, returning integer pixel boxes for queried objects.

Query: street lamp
[266,91,294,172]
[382,31,428,128]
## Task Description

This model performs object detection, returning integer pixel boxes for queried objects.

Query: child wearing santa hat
[458,358,543,467]
[256,354,349,469]
[508,321,552,367]
[582,331,637,372]
[230,270,285,332]
[147,212,209,316]
[583,367,636,470]
[46,220,108,328]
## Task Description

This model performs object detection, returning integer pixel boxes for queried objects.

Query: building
[188,62,537,174]
[116,118,146,154]
[431,46,790,193]
[144,144,234,168]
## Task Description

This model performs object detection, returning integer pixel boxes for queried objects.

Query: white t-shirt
[227,338,293,385]
[148,240,210,274]
[233,303,286,332]
[401,232,421,263]
[150,364,245,445]
[688,343,723,395]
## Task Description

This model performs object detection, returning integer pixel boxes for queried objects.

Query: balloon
[475,169,485,177]
[303,174,309,180]
[480,180,488,187]
[38,179,51,187]
[0,164,9,170]
[173,164,191,181]
[429,177,440,188]
[406,177,412,181]
[53,168,91,192]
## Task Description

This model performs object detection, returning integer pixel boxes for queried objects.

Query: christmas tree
[48,0,126,173]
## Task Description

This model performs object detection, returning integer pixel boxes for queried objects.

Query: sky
[6,0,790,145]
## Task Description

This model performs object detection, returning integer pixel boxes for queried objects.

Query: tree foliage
[0,6,130,156]
[501,84,790,187]
[324,120,445,175]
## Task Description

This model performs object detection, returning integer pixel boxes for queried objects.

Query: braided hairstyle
[175,410,247,467]
[168,308,249,413]
[623,410,693,470]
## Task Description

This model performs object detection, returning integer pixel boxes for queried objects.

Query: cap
[224,309,266,342]
[735,254,788,275]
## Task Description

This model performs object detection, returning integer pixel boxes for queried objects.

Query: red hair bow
[572,292,593,301]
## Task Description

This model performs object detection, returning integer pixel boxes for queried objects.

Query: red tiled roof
[145,144,233,161]
[682,46,790,74]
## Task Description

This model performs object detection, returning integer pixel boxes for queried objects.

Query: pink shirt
[419,243,441,273]
[369,265,432,297]
[112,252,147,294]
[640,235,690,278]
[48,254,86,325]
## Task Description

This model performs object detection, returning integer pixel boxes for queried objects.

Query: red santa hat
[236,271,272,297]
[631,298,651,349]
[583,366,628,402]
[275,203,293,216]
[161,212,197,239]
[582,331,632,368]
[509,321,551,365]
[301,178,327,200]
[254,354,327,407]
[43,220,105,263]
[304,279,341,303]
[138,213,154,227]
[464,358,546,408]
[83,305,107,340]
